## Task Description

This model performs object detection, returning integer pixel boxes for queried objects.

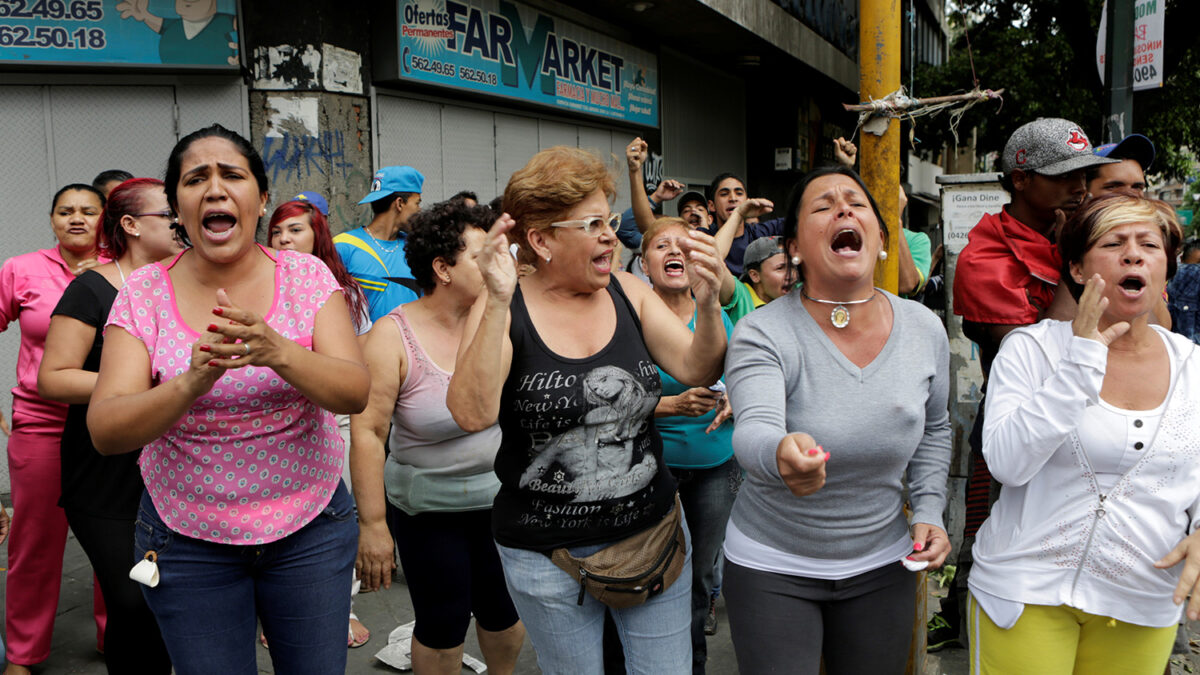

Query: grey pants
[724,560,916,675]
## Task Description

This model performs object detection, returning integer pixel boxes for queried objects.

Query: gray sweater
[725,290,951,560]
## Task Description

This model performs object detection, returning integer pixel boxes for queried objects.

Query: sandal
[348,613,370,648]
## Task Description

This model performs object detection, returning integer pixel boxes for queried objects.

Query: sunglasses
[549,212,620,237]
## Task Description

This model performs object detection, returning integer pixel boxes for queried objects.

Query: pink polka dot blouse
[107,246,345,545]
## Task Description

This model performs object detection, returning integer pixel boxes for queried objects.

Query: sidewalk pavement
[3,527,1196,673]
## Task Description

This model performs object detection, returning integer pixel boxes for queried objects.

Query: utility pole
[1103,0,1134,143]
[860,0,901,293]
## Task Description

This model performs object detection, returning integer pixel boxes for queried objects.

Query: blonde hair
[640,217,691,257]
[1059,194,1183,301]
[502,146,616,266]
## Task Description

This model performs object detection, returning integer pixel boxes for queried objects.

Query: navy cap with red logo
[1000,118,1118,176]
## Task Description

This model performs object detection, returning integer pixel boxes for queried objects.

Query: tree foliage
[913,0,1200,179]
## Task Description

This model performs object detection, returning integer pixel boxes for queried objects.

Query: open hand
[1071,274,1129,346]
[735,198,775,221]
[776,432,828,497]
[653,179,685,203]
[116,0,148,20]
[356,520,396,592]
[200,289,289,370]
[72,258,101,276]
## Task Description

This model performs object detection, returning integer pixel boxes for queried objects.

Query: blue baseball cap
[1093,133,1155,172]
[358,166,425,204]
[293,191,329,216]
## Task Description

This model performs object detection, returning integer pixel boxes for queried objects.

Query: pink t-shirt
[107,246,344,545]
[0,247,75,428]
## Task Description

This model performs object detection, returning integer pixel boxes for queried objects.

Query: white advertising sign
[1096,0,1165,91]
[942,185,1009,255]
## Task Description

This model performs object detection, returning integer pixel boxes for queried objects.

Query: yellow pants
[967,592,1176,674]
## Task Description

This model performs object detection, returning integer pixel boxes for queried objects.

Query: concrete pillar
[241,1,376,234]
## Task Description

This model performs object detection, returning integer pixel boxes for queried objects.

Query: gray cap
[742,236,784,280]
[1001,118,1118,176]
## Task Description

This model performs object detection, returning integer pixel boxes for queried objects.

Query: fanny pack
[548,495,686,609]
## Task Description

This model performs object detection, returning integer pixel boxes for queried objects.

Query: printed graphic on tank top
[493,276,675,551]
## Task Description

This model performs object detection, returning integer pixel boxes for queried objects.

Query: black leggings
[387,505,520,649]
[64,508,171,675]
[724,560,916,675]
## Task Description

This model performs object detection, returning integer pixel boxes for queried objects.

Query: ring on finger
[243,342,251,355]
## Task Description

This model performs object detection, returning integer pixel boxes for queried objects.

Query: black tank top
[493,275,675,551]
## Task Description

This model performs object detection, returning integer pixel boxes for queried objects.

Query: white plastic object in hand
[901,557,929,572]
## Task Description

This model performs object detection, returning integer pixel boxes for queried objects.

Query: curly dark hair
[404,200,493,293]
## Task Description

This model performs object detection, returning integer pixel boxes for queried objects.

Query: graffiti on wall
[642,151,663,195]
[262,130,355,183]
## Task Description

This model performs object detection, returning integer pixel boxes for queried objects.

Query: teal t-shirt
[903,229,932,297]
[656,310,736,469]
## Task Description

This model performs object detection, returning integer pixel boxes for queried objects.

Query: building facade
[0,0,906,484]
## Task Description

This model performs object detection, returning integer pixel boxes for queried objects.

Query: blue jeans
[496,523,693,675]
[133,482,358,675]
[671,458,741,673]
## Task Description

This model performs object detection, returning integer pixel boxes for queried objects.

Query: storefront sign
[0,0,239,68]
[395,0,658,127]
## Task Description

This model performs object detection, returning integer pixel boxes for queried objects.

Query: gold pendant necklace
[800,289,876,328]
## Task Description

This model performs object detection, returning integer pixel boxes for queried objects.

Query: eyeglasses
[549,212,620,236]
[132,210,174,219]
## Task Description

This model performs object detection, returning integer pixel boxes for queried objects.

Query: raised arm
[447,215,517,432]
[713,199,775,304]
[629,229,726,387]
[350,318,404,591]
[625,138,657,233]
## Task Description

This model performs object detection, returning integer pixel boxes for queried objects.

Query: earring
[133,232,141,238]
[440,276,450,286]
[791,256,800,265]
[544,254,552,263]
[879,250,888,260]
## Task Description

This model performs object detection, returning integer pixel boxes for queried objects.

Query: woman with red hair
[269,200,370,334]
[268,198,373,648]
